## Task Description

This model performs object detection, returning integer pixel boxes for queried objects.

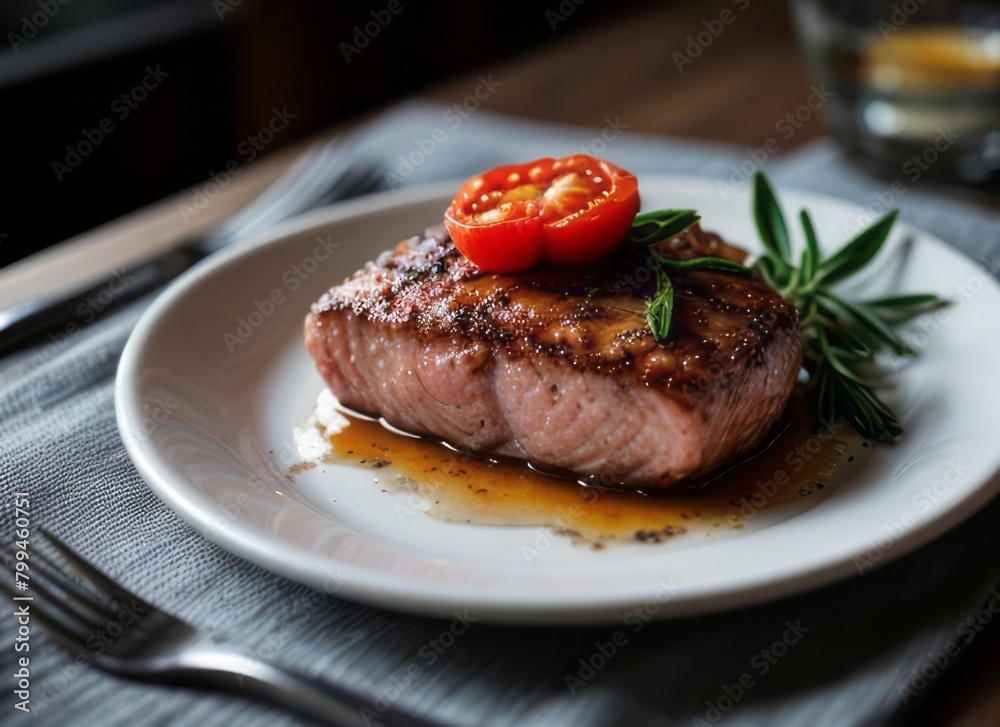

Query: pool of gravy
[323,391,856,546]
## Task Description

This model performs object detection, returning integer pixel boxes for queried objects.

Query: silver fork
[0,530,441,727]
[0,136,385,355]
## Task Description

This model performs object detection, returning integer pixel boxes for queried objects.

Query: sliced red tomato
[443,155,640,272]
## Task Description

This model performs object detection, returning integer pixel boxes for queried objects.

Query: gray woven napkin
[2,103,998,727]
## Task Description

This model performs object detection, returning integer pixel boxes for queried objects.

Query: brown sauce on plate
[323,392,855,546]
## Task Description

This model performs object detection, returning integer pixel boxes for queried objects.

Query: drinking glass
[791,0,1000,185]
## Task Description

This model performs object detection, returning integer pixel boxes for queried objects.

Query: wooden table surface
[2,2,997,724]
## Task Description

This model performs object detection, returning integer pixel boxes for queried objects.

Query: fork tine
[0,568,95,650]
[37,528,147,609]
[352,164,387,196]
[212,138,355,243]
[6,538,441,726]
[309,163,381,210]
[253,140,374,216]
[221,144,335,230]
[205,142,332,244]
[334,161,383,196]
[259,142,367,216]
[208,135,383,252]
[21,542,120,625]
[219,156,381,249]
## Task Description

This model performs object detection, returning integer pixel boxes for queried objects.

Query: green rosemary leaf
[816,210,898,285]
[859,384,900,421]
[843,396,888,441]
[821,325,873,360]
[748,172,947,442]
[816,329,867,384]
[862,293,949,323]
[813,305,883,354]
[816,291,913,357]
[799,209,820,284]
[846,380,902,441]
[754,255,783,289]
[814,364,836,421]
[863,294,949,313]
[827,370,902,442]
[655,256,752,276]
[865,293,943,308]
[752,172,792,268]
[645,268,674,344]
[626,209,700,246]
[628,172,941,443]
[620,208,750,344]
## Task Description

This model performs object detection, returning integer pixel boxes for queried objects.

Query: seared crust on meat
[306,225,803,487]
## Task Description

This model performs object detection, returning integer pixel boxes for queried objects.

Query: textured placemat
[2,103,998,727]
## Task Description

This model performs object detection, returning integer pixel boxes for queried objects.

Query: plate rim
[115,175,1000,624]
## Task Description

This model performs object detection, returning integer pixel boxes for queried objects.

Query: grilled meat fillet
[305,225,802,488]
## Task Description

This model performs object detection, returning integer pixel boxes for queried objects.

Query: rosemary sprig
[623,209,751,343]
[645,265,674,342]
[619,177,945,442]
[626,209,702,246]
[750,172,947,441]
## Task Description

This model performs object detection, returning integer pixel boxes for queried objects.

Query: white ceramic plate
[116,177,1000,624]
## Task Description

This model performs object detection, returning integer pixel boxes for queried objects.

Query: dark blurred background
[1,0,662,268]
